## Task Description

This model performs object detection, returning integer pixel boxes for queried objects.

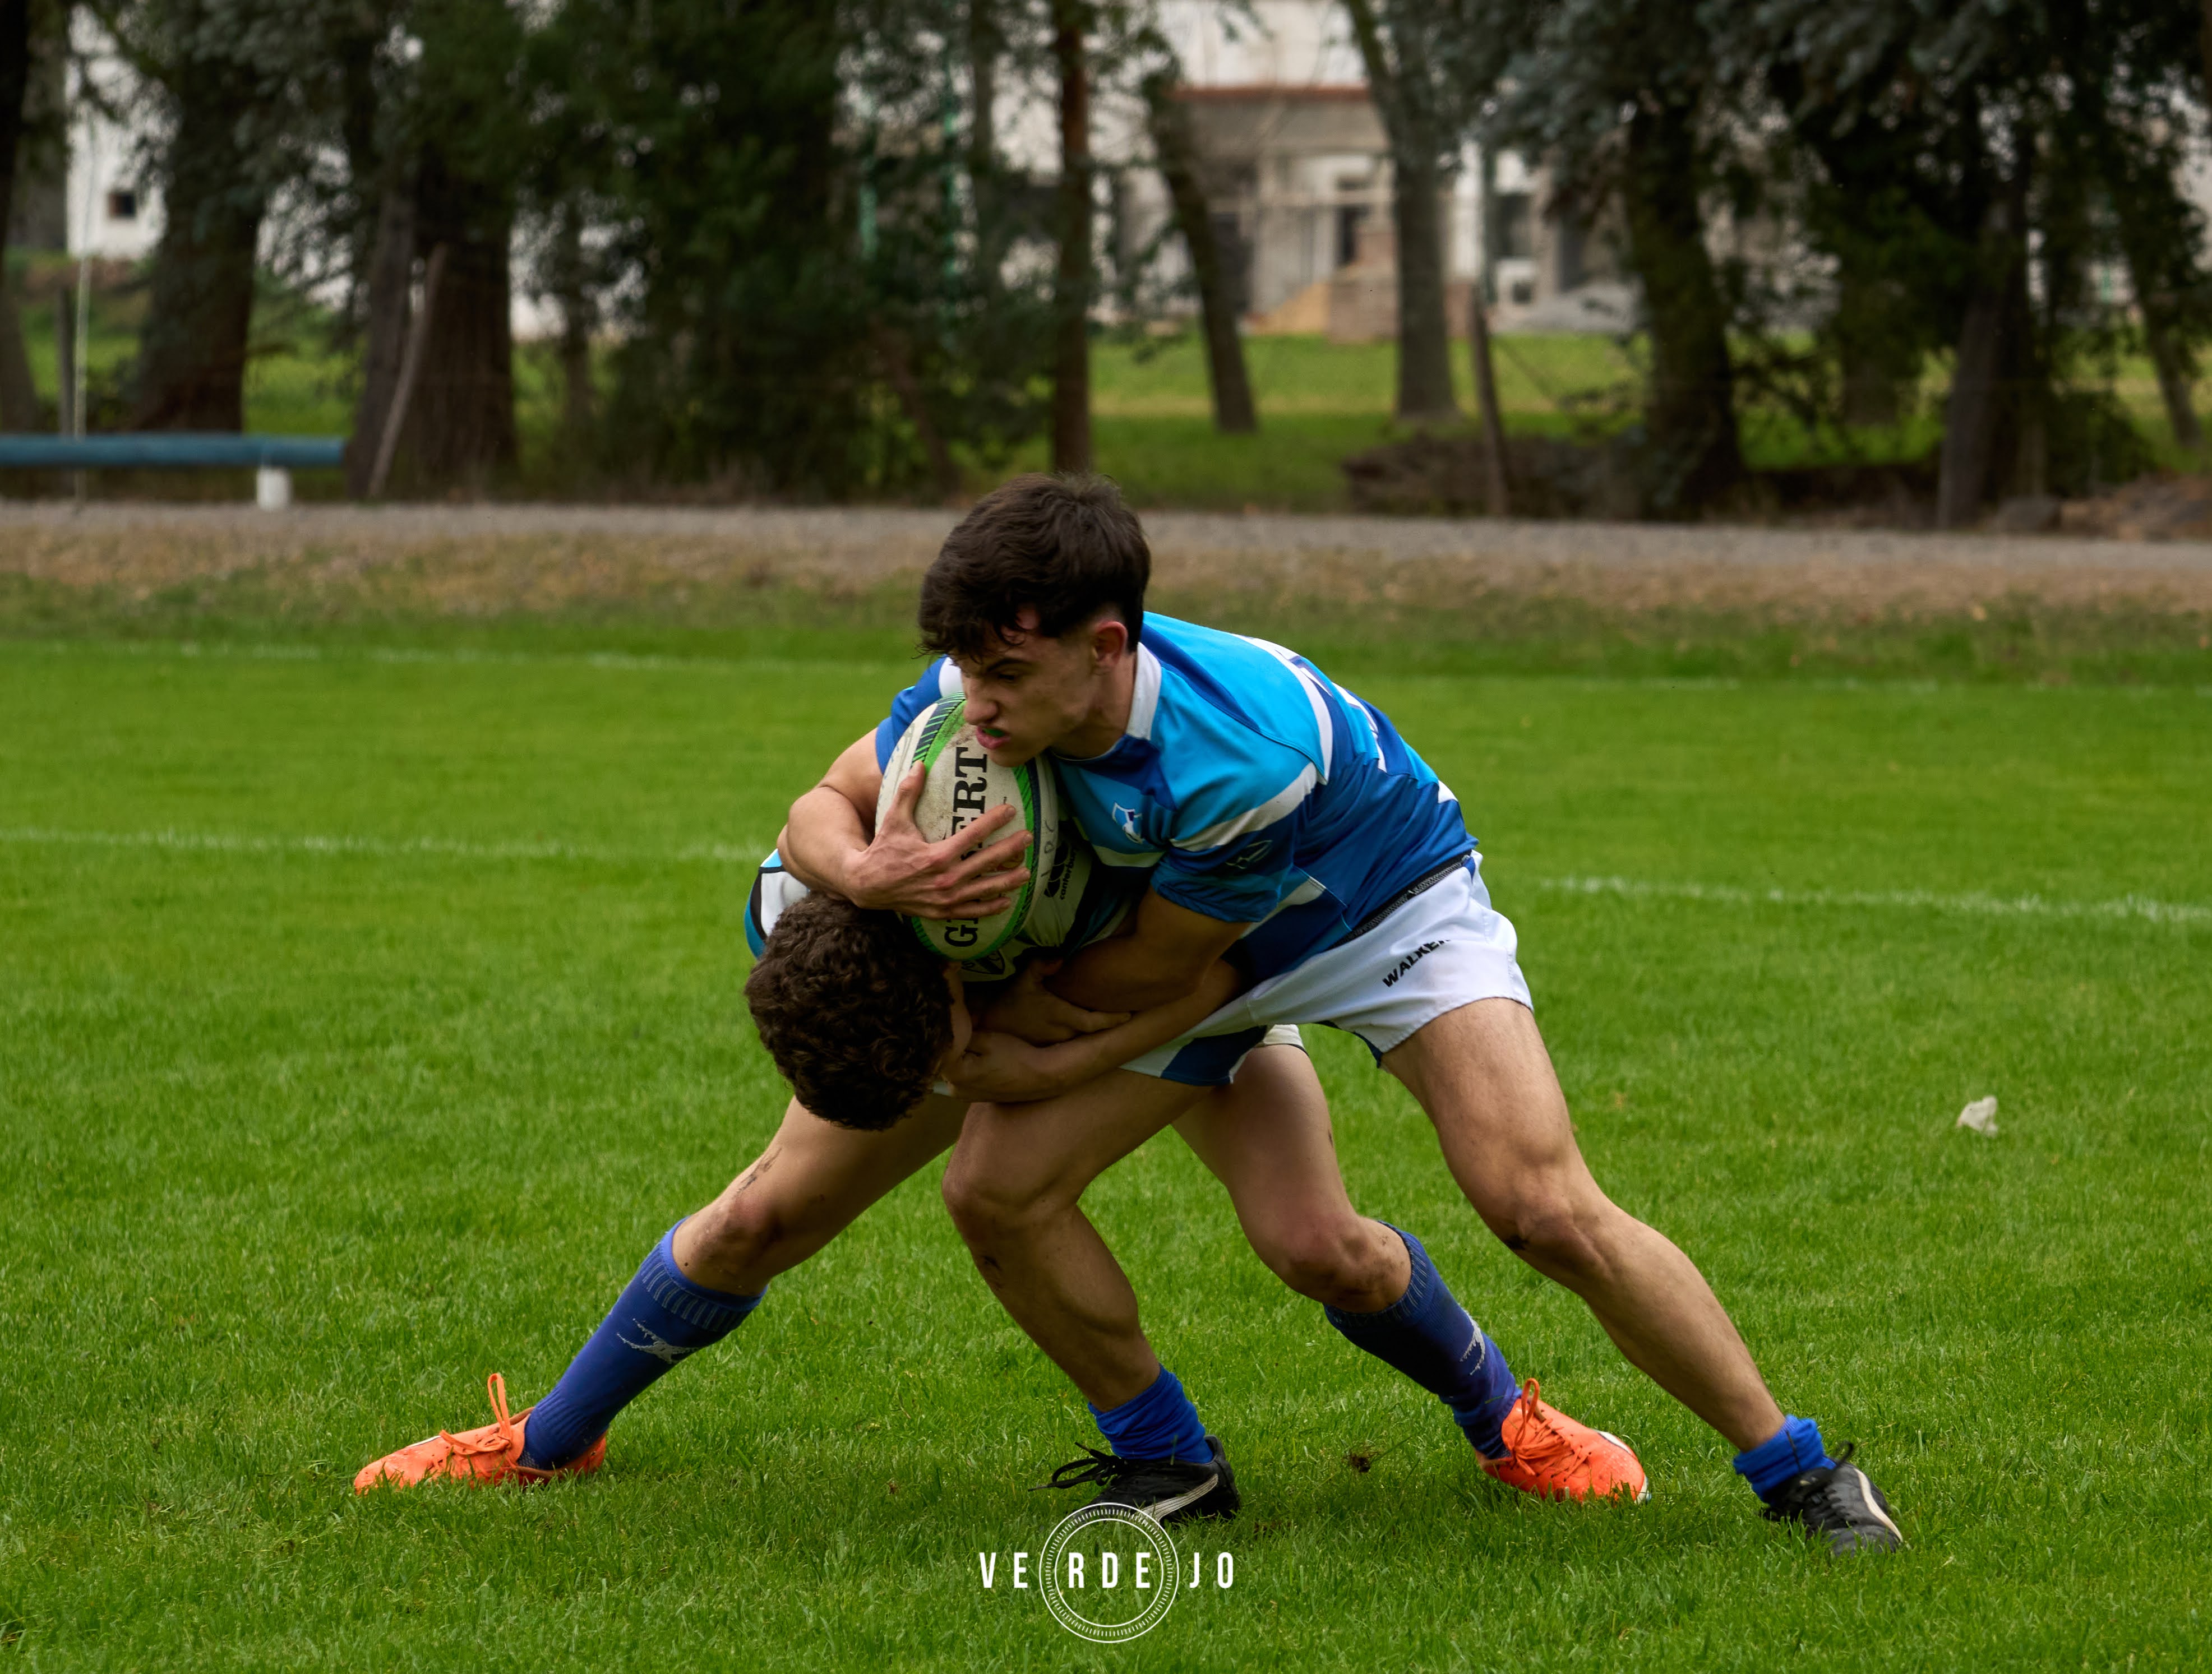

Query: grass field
[3,590,2208,1669]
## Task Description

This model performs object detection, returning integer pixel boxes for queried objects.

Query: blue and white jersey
[872,615,1472,982]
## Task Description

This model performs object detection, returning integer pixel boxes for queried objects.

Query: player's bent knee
[939,1155,1063,1247]
[1489,1191,1612,1281]
[687,1185,816,1275]
[1253,1222,1387,1306]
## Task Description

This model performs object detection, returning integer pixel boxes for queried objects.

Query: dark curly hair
[918,473,1149,662]
[744,891,955,1130]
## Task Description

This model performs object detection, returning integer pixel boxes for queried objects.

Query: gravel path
[6,500,2211,614]
[6,498,2212,571]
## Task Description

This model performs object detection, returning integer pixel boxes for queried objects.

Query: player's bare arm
[1046,887,1249,1014]
[952,958,1245,1103]
[782,728,1032,920]
[970,957,1128,1046]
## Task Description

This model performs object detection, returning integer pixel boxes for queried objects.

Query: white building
[63,16,163,261]
[988,0,1623,339]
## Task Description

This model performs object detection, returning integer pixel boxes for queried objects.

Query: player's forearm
[781,785,870,898]
[1050,935,1213,1014]
[987,961,1243,1102]
[1046,960,1243,1085]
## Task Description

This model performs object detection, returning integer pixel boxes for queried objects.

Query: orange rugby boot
[1480,1379,1650,1504]
[353,1372,606,1493]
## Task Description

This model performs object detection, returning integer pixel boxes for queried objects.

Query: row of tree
[1357,0,2212,520]
[2,0,2209,520]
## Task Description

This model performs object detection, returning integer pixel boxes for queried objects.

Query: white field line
[1532,873,2212,927]
[3,825,2208,928]
[0,825,764,866]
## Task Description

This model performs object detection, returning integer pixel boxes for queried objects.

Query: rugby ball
[877,696,1080,966]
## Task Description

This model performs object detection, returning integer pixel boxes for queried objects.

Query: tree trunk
[0,287,35,429]
[1388,150,1457,423]
[1622,99,1741,514]
[968,0,1003,294]
[1468,286,1508,516]
[0,0,39,429]
[875,322,958,495]
[1937,190,2028,529]
[347,174,415,495]
[403,145,516,487]
[370,243,444,497]
[1340,0,1457,425]
[132,57,266,431]
[1050,0,1092,473]
[2109,192,2203,452]
[0,0,25,246]
[2141,308,2202,452]
[1144,73,1255,435]
[552,202,594,451]
[2202,0,2212,116]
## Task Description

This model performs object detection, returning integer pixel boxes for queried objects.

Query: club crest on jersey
[1113,803,1143,841]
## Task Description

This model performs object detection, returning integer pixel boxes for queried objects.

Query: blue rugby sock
[1324,1224,1520,1459]
[1733,1416,1835,1502]
[1090,1367,1209,1463]
[519,1222,763,1469]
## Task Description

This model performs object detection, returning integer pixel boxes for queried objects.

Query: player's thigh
[1381,998,1605,1226]
[1174,1046,1363,1254]
[944,1071,1207,1221]
[709,1091,970,1242]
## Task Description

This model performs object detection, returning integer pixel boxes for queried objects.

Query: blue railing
[0,434,347,470]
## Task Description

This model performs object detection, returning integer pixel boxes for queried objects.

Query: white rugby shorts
[1124,854,1530,1079]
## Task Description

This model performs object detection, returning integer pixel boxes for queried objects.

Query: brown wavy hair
[918,473,1150,660]
[744,891,954,1130]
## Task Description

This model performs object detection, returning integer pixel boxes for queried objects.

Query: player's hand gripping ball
[876,696,1087,974]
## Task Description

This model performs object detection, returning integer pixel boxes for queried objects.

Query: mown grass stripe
[5,825,2205,927]
[0,825,765,867]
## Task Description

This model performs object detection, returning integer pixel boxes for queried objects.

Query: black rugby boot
[1762,1445,1902,1554]
[1037,1433,1240,1524]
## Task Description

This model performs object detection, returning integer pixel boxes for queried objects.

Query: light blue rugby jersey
[871,614,1474,982]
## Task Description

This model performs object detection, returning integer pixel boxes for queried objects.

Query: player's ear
[1088,613,1129,668]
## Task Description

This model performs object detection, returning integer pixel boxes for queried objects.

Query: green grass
[3,610,2208,1668]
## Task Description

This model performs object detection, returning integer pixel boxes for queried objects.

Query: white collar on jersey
[1124,644,1162,742]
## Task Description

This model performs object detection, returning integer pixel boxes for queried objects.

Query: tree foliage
[44,0,2212,511]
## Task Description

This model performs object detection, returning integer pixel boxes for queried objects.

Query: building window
[106,189,138,221]
[1493,192,1532,261]
[1336,205,1369,269]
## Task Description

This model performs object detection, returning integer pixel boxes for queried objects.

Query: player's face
[956,610,1121,766]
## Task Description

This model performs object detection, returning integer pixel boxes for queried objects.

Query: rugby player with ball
[354,672,1606,1516]
[780,474,1902,1555]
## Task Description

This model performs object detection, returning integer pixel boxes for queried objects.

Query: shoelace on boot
[1499,1379,1596,1474]
[1034,1446,1131,1492]
[434,1372,525,1464]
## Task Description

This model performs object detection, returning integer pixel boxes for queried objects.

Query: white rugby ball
[877,696,1077,965]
